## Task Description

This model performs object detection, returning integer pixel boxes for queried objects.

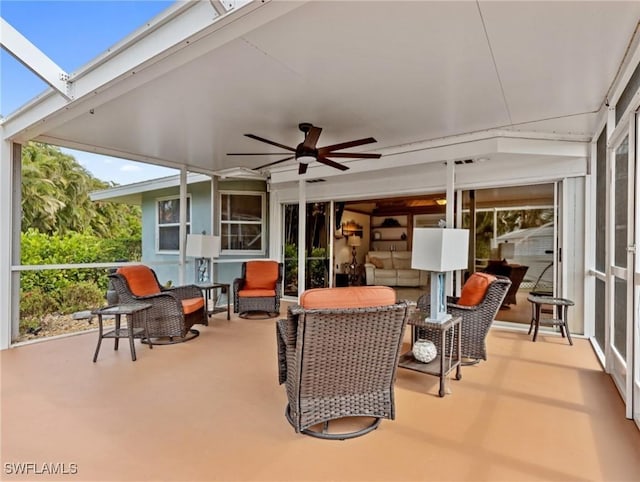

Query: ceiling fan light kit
[227,122,381,175]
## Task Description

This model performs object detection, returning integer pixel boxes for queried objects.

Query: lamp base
[196,258,210,284]
[426,271,450,323]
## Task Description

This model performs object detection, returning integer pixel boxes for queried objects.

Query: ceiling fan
[227,122,381,174]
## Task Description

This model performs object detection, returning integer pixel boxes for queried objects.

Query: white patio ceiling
[4,0,640,181]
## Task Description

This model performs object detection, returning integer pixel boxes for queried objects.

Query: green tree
[21,142,141,237]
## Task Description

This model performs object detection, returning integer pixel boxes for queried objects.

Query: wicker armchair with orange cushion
[416,273,511,363]
[109,265,207,343]
[277,286,410,439]
[233,260,283,318]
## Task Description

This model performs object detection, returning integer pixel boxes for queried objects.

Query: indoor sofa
[364,251,428,287]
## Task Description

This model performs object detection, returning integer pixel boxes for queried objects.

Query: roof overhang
[2,0,639,181]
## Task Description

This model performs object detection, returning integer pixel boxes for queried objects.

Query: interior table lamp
[411,228,469,322]
[186,233,221,283]
[348,235,361,266]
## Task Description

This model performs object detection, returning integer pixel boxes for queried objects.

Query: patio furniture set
[93,262,572,440]
[93,261,281,360]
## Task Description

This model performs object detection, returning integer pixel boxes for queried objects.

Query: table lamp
[348,235,361,266]
[186,234,221,283]
[411,228,469,322]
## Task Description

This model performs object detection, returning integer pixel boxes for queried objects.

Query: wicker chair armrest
[276,319,290,384]
[131,291,179,303]
[163,284,203,300]
[233,278,245,293]
[446,302,479,312]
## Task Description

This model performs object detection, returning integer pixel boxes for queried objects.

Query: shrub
[19,289,59,334]
[58,281,106,314]
[20,229,141,294]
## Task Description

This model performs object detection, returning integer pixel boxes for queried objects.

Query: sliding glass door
[461,184,556,326]
[282,202,330,297]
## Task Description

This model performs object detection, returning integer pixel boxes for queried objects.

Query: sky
[1,0,179,185]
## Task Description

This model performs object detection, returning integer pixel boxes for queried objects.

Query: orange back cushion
[244,261,279,290]
[117,265,160,296]
[300,286,396,309]
[458,272,496,306]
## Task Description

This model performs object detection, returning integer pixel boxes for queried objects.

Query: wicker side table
[196,282,230,320]
[527,294,574,345]
[398,309,462,397]
[92,303,152,362]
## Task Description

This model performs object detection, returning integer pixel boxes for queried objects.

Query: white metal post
[298,179,306,301]
[179,167,187,286]
[446,161,455,295]
[0,135,15,349]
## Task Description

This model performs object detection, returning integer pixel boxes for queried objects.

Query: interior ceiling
[344,183,554,215]
[30,1,640,176]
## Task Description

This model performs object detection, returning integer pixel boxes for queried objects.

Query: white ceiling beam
[209,0,227,16]
[269,132,589,184]
[1,0,309,142]
[0,17,71,100]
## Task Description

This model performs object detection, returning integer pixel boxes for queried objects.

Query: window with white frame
[156,196,191,252]
[220,191,265,253]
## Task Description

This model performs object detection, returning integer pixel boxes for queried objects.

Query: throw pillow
[457,272,497,306]
[369,257,384,269]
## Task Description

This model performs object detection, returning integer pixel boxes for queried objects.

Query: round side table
[526,295,574,345]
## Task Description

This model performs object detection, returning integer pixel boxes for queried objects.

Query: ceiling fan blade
[227,152,292,156]
[245,134,295,152]
[302,126,322,150]
[317,156,349,171]
[298,163,308,175]
[323,152,381,159]
[318,137,376,153]
[256,156,295,169]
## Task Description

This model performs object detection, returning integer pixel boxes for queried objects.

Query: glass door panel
[283,204,298,297]
[594,128,607,352]
[634,115,640,429]
[608,130,634,418]
[461,184,556,327]
[611,136,629,363]
[282,202,330,297]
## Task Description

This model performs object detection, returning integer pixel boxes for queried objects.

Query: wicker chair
[109,265,207,343]
[416,273,511,363]
[277,286,410,439]
[233,260,282,318]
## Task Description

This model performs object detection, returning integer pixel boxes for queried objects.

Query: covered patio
[2,307,640,481]
[3,1,640,475]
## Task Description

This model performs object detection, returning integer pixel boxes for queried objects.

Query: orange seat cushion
[117,265,160,296]
[457,272,496,306]
[243,261,279,290]
[300,286,396,309]
[238,289,277,298]
[181,297,204,315]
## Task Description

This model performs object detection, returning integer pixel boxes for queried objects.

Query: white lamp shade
[348,235,361,247]
[411,228,469,272]
[186,234,220,258]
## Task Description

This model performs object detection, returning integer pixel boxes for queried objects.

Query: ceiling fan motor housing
[295,143,317,162]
